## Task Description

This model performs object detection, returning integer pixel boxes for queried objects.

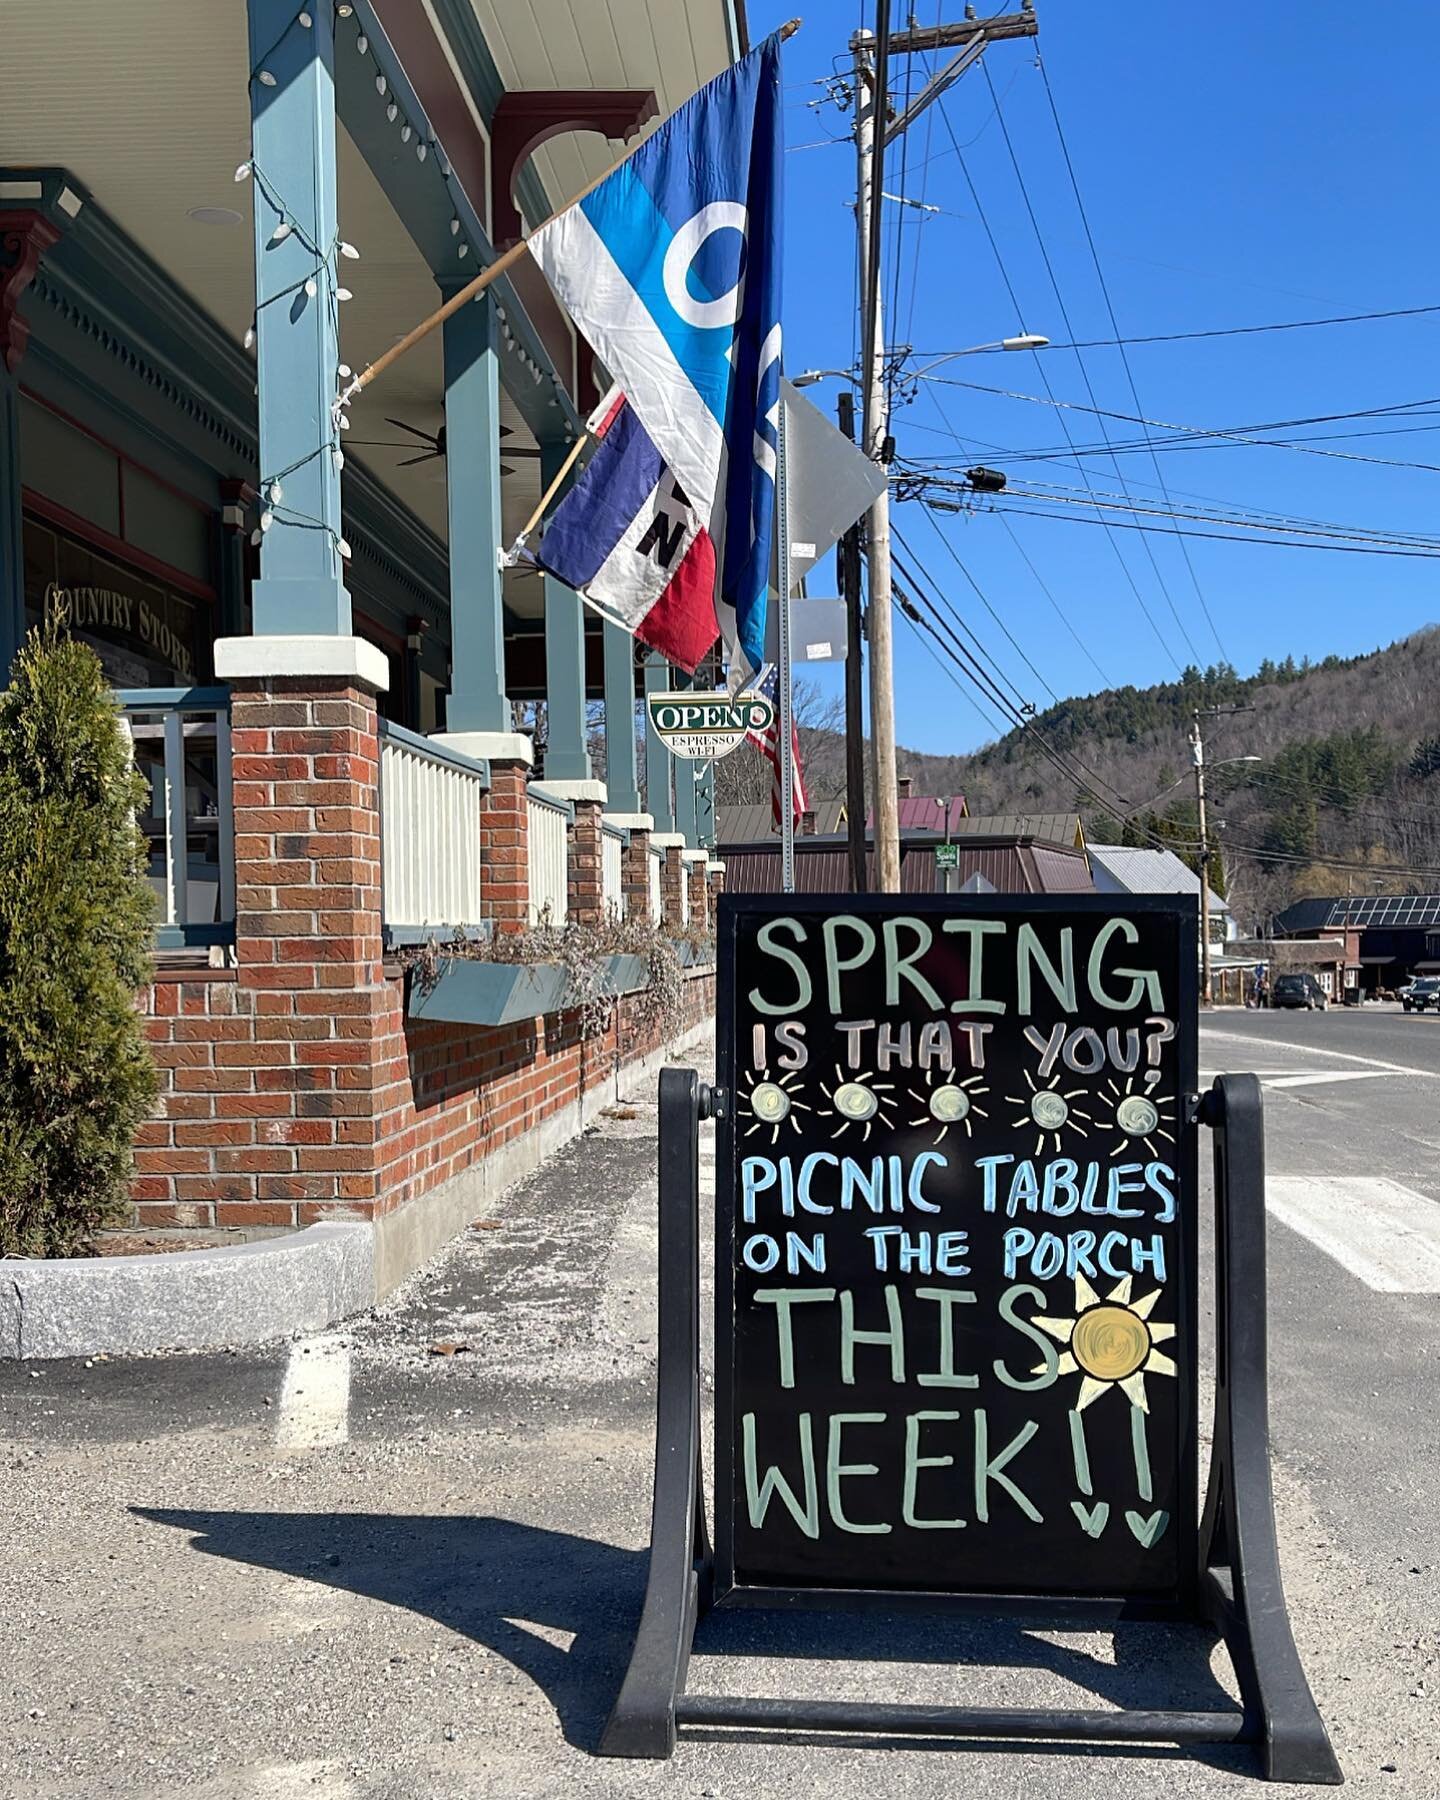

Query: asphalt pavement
[2,1013,1437,1799]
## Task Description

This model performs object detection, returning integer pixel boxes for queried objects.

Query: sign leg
[1199,1075,1343,1786]
[600,1067,712,1758]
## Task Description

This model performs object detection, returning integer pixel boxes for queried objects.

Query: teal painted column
[246,0,351,636]
[603,622,642,813]
[643,654,674,832]
[695,760,715,848]
[441,287,508,733]
[540,440,591,782]
[0,368,22,677]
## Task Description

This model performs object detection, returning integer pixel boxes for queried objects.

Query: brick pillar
[706,859,726,914]
[479,758,531,932]
[652,834,686,930]
[684,853,708,933]
[225,659,387,1225]
[568,798,604,925]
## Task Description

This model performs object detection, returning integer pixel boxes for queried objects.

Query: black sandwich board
[602,893,1340,1783]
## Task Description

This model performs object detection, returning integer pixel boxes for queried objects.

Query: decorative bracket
[490,89,659,248]
[0,212,61,373]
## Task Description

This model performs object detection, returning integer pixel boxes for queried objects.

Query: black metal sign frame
[601,893,1340,1783]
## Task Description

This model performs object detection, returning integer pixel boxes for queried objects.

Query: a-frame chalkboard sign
[602,893,1340,1784]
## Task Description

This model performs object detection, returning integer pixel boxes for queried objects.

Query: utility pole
[850,5,1039,895]
[836,387,868,894]
[1191,709,1214,1007]
[852,16,900,892]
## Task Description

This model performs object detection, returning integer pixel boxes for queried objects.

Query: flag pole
[340,19,803,405]
[502,430,591,563]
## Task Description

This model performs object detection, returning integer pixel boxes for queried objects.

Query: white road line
[274,1334,351,1449]
[1263,1071,1391,1090]
[1267,1177,1440,1293]
[1201,1026,1440,1081]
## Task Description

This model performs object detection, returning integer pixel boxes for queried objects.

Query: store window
[23,512,213,688]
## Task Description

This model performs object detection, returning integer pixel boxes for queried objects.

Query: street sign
[934,842,959,870]
[772,380,889,591]
[603,893,1340,1784]
[645,690,772,761]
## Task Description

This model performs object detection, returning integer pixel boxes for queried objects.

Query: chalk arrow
[1071,1501,1109,1537]
[1126,1508,1170,1548]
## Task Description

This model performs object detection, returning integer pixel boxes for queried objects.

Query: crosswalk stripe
[1267,1177,1440,1293]
[1201,1026,1440,1081]
[1263,1071,1390,1090]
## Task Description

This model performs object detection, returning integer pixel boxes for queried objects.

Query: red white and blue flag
[745,664,808,827]
[528,34,784,687]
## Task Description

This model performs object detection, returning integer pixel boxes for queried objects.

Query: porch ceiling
[469,0,740,214]
[0,0,542,566]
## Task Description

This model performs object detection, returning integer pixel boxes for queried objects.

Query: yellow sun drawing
[739,1067,810,1144]
[819,1066,899,1144]
[1006,1068,1095,1157]
[907,1069,989,1145]
[1093,1077,1177,1159]
[1032,1274,1178,1412]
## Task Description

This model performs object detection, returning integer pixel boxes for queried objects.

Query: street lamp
[792,336,1050,389]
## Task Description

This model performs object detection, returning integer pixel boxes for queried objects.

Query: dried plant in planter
[403,910,688,1048]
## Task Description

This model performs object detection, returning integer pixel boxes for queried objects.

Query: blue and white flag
[529,33,784,688]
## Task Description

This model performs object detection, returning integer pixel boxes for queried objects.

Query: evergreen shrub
[0,624,158,1256]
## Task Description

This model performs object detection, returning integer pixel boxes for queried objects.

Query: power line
[980,63,1206,669]
[973,300,1440,352]
[1033,54,1227,660]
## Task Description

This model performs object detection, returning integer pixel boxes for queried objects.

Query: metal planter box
[406,958,571,1027]
[605,953,651,996]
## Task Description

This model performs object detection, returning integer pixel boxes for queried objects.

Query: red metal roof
[718,840,1094,895]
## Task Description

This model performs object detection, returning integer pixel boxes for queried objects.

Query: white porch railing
[117,687,233,949]
[648,843,664,924]
[527,783,573,924]
[601,821,627,918]
[379,722,488,934]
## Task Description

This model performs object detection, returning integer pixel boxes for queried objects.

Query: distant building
[1271,892,1440,993]
[1088,845,1234,941]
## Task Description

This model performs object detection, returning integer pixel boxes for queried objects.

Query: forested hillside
[764,629,1440,928]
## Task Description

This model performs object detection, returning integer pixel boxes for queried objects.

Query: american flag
[745,664,808,827]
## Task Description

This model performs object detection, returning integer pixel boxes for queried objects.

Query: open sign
[647,690,775,760]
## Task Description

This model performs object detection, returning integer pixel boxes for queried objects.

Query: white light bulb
[338,362,352,378]
[257,69,277,86]
[356,32,367,52]
[339,241,359,260]
[234,161,252,182]
[337,2,353,13]
[400,123,411,143]
[304,276,317,298]
[386,101,398,123]
[332,448,345,471]
[336,286,352,301]
[260,509,274,532]
[449,217,460,236]
[337,411,351,429]
[271,219,292,242]
[337,537,353,560]
[416,142,427,162]
[457,242,468,259]
[250,528,263,545]
[244,324,256,350]
[298,8,312,25]
[269,480,283,503]
[375,74,387,97]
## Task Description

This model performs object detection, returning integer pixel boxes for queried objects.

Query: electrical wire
[1033,54,1228,661]
[974,300,1440,352]
[937,500,1440,559]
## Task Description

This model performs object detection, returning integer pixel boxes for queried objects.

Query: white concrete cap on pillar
[215,635,390,692]
[603,812,655,832]
[534,778,609,804]
[431,730,534,766]
[648,833,687,851]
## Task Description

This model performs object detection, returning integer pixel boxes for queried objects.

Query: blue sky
[750,0,1440,755]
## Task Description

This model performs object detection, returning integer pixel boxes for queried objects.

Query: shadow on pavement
[135,1508,1236,1760]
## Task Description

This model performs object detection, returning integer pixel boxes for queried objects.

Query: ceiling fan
[345,417,542,477]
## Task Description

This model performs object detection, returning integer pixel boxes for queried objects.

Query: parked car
[1271,973,1329,1011]
[1402,977,1440,1013]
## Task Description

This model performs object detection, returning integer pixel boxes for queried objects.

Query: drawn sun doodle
[1032,1275,1178,1413]
[1094,1078,1177,1159]
[1006,1068,1095,1156]
[819,1067,899,1143]
[907,1068,990,1145]
[738,1067,810,1144]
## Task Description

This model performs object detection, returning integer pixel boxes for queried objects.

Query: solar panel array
[1323,894,1440,929]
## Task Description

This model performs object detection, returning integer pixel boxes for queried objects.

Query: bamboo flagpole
[337,20,801,408]
[501,430,591,565]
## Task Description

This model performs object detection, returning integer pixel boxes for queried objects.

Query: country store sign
[646,690,773,760]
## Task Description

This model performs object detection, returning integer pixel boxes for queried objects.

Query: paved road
[2,1016,1437,1798]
